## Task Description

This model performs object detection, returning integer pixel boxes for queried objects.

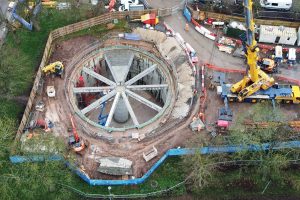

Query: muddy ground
[26,31,300,180]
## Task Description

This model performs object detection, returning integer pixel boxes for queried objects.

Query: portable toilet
[275,45,283,62]
[287,48,296,65]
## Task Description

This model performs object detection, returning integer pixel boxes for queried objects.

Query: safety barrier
[276,76,300,86]
[10,140,300,185]
[205,63,300,87]
[206,63,246,74]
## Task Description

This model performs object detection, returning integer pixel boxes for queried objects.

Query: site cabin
[288,48,297,64]
[260,0,292,10]
[258,25,297,46]
[275,45,283,62]
[218,84,300,104]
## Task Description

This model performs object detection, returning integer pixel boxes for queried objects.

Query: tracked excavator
[69,115,85,153]
[42,61,64,78]
[230,0,275,102]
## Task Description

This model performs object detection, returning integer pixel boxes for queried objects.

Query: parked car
[260,0,292,11]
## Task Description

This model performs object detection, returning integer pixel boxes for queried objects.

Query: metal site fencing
[194,1,300,22]
[204,11,300,28]
[158,0,187,17]
[256,11,300,21]
[10,140,300,186]
[140,0,188,17]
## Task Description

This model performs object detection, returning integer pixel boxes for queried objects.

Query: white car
[260,0,292,10]
[120,0,139,5]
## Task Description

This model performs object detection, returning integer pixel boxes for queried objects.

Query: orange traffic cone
[185,23,189,31]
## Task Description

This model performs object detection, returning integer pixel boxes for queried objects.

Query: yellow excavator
[42,61,64,78]
[230,0,275,102]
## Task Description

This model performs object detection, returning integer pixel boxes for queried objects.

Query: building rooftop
[260,25,297,37]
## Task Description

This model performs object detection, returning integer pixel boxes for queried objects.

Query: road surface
[147,0,300,82]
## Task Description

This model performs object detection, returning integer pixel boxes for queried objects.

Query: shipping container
[259,25,297,46]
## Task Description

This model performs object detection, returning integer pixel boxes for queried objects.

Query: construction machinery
[258,57,278,73]
[131,13,159,26]
[69,115,85,153]
[218,0,300,104]
[42,61,64,78]
[230,0,275,102]
[10,0,42,31]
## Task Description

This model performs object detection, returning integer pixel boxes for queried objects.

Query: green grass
[0,99,23,121]
[2,9,85,96]
[59,19,130,41]
[193,168,300,199]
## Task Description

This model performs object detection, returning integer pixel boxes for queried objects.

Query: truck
[218,84,300,104]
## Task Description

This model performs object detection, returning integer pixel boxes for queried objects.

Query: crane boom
[230,0,274,101]
[244,0,258,82]
[70,115,79,143]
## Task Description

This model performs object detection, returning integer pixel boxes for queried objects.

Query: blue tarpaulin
[10,141,300,186]
[124,33,141,41]
[183,7,192,22]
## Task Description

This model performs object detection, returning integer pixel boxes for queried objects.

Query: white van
[120,0,139,5]
[260,0,292,10]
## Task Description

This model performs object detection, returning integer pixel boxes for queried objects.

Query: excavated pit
[66,46,175,132]
[25,31,197,179]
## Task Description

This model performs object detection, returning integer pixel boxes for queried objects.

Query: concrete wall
[0,0,8,18]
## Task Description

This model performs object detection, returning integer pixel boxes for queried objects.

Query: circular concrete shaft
[72,49,169,128]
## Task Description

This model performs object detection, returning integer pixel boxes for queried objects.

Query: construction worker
[185,23,189,31]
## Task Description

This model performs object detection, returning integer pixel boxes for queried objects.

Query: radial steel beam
[104,54,118,82]
[81,90,117,115]
[125,89,162,112]
[105,92,120,127]
[127,84,168,91]
[82,67,116,86]
[121,92,139,126]
[73,86,115,93]
[125,64,157,86]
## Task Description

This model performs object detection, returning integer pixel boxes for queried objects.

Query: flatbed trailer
[218,84,300,104]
